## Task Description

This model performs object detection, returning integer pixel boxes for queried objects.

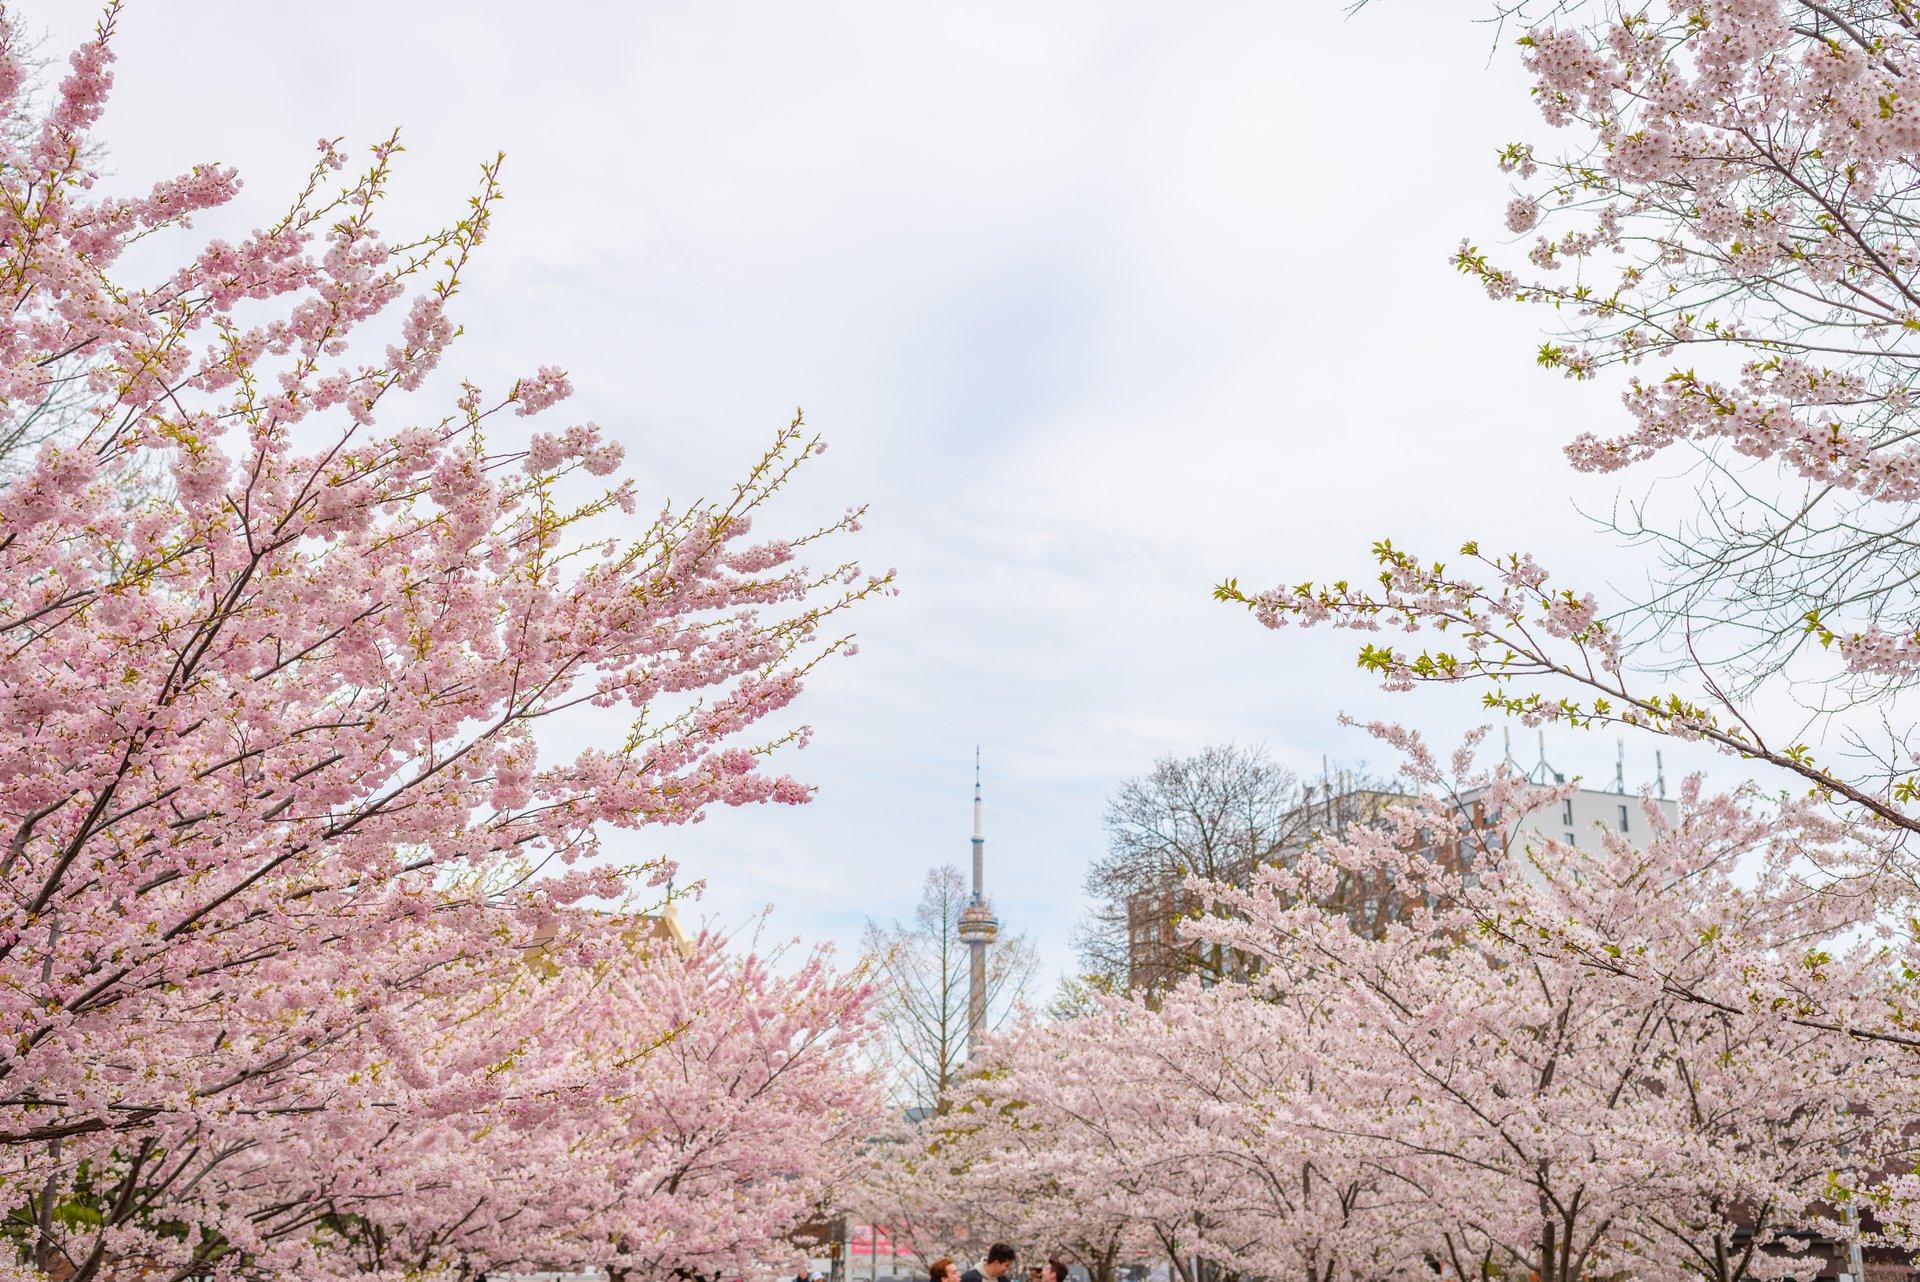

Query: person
[1043,1260,1070,1282]
[961,1243,1017,1282]
[930,1260,960,1282]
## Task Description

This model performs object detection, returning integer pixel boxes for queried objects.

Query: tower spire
[971,747,984,900]
[957,747,998,1068]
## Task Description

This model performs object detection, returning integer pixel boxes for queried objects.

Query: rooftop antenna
[1502,726,1521,773]
[1655,749,1668,800]
[1612,738,1626,794]
[1533,730,1564,785]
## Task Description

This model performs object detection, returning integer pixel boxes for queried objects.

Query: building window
[1561,799,1574,825]
[1617,803,1630,832]
[1564,830,1576,847]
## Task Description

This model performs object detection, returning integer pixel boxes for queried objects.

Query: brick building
[1123,782,1409,995]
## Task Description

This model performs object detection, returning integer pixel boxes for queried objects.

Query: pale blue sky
[50,1,1721,987]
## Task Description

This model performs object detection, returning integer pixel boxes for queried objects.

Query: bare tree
[1044,970,1117,1023]
[1077,744,1394,994]
[862,864,1036,1113]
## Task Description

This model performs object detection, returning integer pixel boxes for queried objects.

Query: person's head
[1044,1260,1069,1282]
[984,1244,1018,1279]
[931,1259,957,1282]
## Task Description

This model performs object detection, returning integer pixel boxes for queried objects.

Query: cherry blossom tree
[944,1057,1144,1282]
[1101,991,1430,1282]
[12,913,882,1281]
[1185,730,1900,1282]
[848,1115,994,1277]
[0,4,887,1277]
[578,936,880,1282]
[1448,0,1920,692]
[0,0,880,1122]
[1217,0,1920,810]
[936,986,1427,1282]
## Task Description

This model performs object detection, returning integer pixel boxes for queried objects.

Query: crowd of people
[932,1243,1071,1282]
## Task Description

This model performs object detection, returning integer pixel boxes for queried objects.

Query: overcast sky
[47,1,1720,990]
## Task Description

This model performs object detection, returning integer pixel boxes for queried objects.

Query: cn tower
[955,748,998,1063]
